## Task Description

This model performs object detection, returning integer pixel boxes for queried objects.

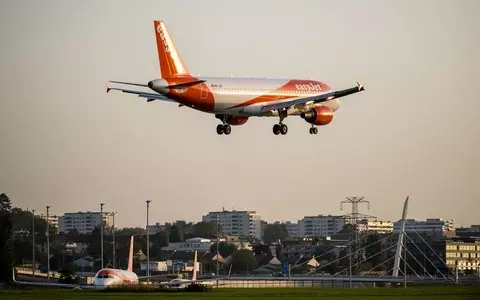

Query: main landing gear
[216,114,231,135]
[273,123,288,135]
[273,109,289,135]
[216,124,231,135]
[309,126,318,135]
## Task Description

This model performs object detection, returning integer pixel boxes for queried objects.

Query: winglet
[356,81,364,91]
[106,83,111,93]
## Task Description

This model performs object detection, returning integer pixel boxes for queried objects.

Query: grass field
[2,286,480,300]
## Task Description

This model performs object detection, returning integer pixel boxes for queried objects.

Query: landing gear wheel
[224,124,231,135]
[216,124,224,135]
[280,124,288,135]
[313,127,318,134]
[273,124,281,135]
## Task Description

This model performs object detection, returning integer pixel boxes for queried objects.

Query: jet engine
[300,106,333,125]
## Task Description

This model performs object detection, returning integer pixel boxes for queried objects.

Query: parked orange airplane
[106,20,365,135]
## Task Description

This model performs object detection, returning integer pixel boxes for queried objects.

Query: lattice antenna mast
[340,197,377,277]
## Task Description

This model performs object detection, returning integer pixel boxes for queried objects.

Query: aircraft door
[200,84,208,100]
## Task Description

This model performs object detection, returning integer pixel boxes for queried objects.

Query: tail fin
[153,20,190,79]
[192,250,198,280]
[127,235,134,272]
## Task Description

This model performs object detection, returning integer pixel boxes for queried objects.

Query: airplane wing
[106,84,176,103]
[12,269,96,289]
[157,278,228,288]
[259,81,365,113]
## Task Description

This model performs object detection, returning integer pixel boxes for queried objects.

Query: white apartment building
[39,214,59,233]
[298,215,345,238]
[357,219,394,234]
[202,210,262,240]
[393,218,455,234]
[59,211,114,234]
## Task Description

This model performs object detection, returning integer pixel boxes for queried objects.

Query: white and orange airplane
[106,20,365,135]
[13,236,216,289]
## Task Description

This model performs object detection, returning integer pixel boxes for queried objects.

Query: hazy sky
[1,0,479,228]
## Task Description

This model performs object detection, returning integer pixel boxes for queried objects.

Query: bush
[58,265,76,284]
[184,282,211,292]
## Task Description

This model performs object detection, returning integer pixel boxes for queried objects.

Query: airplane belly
[213,93,257,115]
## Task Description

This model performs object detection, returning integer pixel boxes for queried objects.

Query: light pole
[100,203,105,269]
[349,238,352,288]
[112,212,116,269]
[216,214,220,276]
[46,206,51,280]
[146,200,151,283]
[32,209,35,278]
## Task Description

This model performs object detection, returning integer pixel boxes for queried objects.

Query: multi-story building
[59,211,114,234]
[297,215,345,238]
[273,221,299,237]
[147,222,166,235]
[162,237,214,252]
[202,210,262,240]
[445,237,480,272]
[357,219,394,234]
[39,214,59,233]
[393,218,455,235]
[456,225,480,236]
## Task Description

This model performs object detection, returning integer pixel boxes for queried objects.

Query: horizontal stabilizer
[105,83,177,103]
[165,80,206,89]
[108,81,148,87]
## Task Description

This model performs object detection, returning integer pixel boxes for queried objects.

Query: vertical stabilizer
[153,20,190,79]
[127,235,134,272]
[192,250,198,280]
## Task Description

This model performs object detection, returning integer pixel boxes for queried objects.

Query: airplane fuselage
[92,268,139,287]
[148,77,341,117]
[107,20,364,135]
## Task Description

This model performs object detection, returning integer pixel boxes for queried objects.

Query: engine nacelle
[300,106,333,126]
[228,116,249,126]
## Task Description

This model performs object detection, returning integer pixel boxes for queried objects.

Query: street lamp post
[112,212,116,269]
[46,206,51,279]
[217,214,220,276]
[100,203,105,269]
[349,238,352,288]
[32,209,35,278]
[146,200,151,283]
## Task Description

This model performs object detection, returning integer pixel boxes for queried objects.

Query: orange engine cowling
[300,106,333,126]
[227,116,249,126]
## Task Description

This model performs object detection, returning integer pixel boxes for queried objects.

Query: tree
[210,242,237,258]
[230,249,257,273]
[10,208,49,239]
[151,231,169,260]
[193,222,220,238]
[262,224,288,244]
[169,224,183,242]
[0,193,14,283]
[364,234,384,271]
[58,264,76,284]
[115,227,146,236]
